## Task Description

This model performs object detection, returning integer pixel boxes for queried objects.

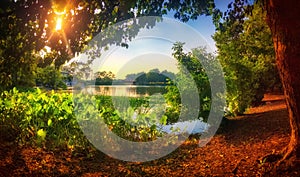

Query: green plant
[164,43,212,123]
[100,95,166,141]
[36,66,67,90]
[0,88,89,151]
[213,4,281,115]
[0,88,167,154]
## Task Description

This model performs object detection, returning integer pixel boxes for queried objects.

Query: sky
[184,0,232,52]
[74,0,233,79]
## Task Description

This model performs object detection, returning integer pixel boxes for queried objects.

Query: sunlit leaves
[0,13,38,90]
[164,43,212,123]
[213,4,280,115]
[0,87,171,152]
[0,0,222,90]
[37,129,47,140]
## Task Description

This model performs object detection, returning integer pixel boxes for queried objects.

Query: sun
[45,0,73,55]
[54,8,66,31]
[55,17,63,31]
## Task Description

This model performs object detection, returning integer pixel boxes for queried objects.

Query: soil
[1,93,299,176]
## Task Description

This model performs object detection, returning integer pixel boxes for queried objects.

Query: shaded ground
[1,93,299,176]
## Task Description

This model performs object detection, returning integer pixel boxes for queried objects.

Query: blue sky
[79,0,233,79]
[183,0,232,52]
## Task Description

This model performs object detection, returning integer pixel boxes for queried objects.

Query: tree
[223,0,300,168]
[0,0,216,90]
[164,42,213,123]
[161,70,176,80]
[213,4,281,115]
[36,66,67,90]
[130,0,300,167]
[2,0,299,167]
[134,69,171,85]
[218,0,300,168]
[125,72,146,83]
[94,71,115,85]
[262,0,300,166]
[0,7,39,90]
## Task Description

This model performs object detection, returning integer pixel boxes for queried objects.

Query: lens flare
[54,9,66,16]
[55,17,62,31]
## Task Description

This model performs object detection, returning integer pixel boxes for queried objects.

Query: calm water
[81,85,209,134]
[84,85,167,97]
[160,119,209,134]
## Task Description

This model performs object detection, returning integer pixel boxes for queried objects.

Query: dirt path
[1,93,298,176]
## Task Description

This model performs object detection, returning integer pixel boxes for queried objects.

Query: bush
[0,88,166,153]
[75,94,166,142]
[213,5,281,115]
[36,66,67,90]
[164,43,212,123]
[0,88,88,150]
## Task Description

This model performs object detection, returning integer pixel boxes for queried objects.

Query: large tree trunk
[264,0,300,162]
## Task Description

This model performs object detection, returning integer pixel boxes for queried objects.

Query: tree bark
[264,0,300,162]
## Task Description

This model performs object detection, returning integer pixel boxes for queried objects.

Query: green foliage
[75,94,166,142]
[102,106,165,142]
[134,69,175,85]
[164,43,212,123]
[36,66,67,90]
[213,4,281,115]
[94,71,115,85]
[0,0,219,90]
[0,88,88,150]
[0,14,38,90]
[0,88,166,153]
[37,50,71,69]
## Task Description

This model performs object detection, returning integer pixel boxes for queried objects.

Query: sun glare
[55,17,63,31]
[54,9,66,16]
[47,0,73,54]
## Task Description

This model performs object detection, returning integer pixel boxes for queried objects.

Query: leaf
[47,119,52,126]
[37,129,47,140]
[36,87,41,94]
[160,115,167,125]
[12,87,18,94]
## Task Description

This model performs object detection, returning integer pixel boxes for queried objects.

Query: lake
[83,85,167,97]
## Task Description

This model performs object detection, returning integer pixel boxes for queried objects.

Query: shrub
[0,88,88,150]
[213,4,281,115]
[36,66,67,90]
[0,88,166,153]
[164,43,213,123]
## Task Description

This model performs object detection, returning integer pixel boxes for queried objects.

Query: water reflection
[86,85,167,97]
[159,119,209,134]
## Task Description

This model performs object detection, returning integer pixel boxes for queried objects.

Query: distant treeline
[94,69,175,85]
[131,69,175,85]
